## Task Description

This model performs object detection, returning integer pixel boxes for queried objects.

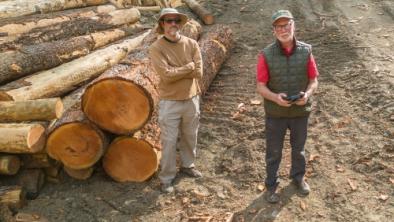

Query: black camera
[282,93,304,102]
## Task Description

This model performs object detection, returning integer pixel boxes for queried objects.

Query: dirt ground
[19,0,394,221]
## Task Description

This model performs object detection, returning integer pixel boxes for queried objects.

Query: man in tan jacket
[149,8,203,193]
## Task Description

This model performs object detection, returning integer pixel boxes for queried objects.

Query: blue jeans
[264,116,308,190]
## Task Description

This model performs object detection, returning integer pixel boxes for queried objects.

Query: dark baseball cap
[272,10,293,24]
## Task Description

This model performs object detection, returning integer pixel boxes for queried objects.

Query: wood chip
[250,99,262,105]
[188,216,212,222]
[389,178,394,184]
[308,154,320,162]
[378,194,389,201]
[257,184,265,192]
[347,179,357,191]
[300,201,307,211]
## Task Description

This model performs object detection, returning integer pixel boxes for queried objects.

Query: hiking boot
[265,189,280,204]
[161,183,174,193]
[180,167,203,178]
[292,179,310,196]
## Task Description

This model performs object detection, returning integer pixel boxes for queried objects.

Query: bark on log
[0,25,144,84]
[64,166,93,180]
[183,0,214,25]
[0,186,25,209]
[0,123,46,154]
[14,169,45,200]
[0,30,150,101]
[0,0,109,19]
[81,20,202,134]
[0,155,21,175]
[0,5,116,40]
[0,7,141,51]
[103,136,159,182]
[0,98,63,122]
[20,153,57,169]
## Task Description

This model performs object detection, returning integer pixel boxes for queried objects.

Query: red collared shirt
[256,45,319,83]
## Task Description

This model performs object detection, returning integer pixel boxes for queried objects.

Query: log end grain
[27,125,46,153]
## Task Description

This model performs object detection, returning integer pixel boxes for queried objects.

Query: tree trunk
[0,123,46,154]
[0,5,116,41]
[183,0,214,25]
[0,98,63,122]
[0,30,150,101]
[0,25,144,84]
[0,7,140,51]
[103,136,159,182]
[0,155,21,175]
[64,166,94,180]
[81,20,202,135]
[0,186,25,210]
[0,0,109,19]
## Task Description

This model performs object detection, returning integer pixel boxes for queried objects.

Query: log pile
[0,0,231,215]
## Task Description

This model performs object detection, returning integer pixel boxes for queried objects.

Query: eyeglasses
[162,18,182,24]
[273,20,293,31]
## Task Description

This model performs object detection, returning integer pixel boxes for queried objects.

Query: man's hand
[186,61,195,71]
[276,93,291,107]
[294,92,308,106]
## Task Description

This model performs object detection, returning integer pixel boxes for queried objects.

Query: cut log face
[0,123,46,154]
[0,155,21,175]
[82,78,152,134]
[0,98,63,122]
[103,136,159,182]
[46,122,105,169]
[0,185,25,209]
[183,0,214,25]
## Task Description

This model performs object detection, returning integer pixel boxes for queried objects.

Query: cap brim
[272,16,293,24]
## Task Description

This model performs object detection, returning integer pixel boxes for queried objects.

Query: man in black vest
[256,10,319,203]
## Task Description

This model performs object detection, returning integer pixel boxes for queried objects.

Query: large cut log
[0,123,46,154]
[0,5,116,40]
[0,30,150,101]
[64,166,94,180]
[81,19,202,135]
[0,25,144,84]
[0,0,109,19]
[0,155,21,175]
[103,136,159,182]
[0,98,63,122]
[0,7,141,51]
[0,186,25,209]
[183,0,214,25]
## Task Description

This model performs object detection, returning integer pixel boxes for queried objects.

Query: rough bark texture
[0,0,109,19]
[0,30,149,101]
[0,123,46,154]
[13,169,45,200]
[80,20,202,135]
[0,25,144,84]
[0,186,25,210]
[20,153,57,169]
[0,155,21,175]
[102,136,159,182]
[0,7,140,51]
[0,98,63,122]
[183,0,214,25]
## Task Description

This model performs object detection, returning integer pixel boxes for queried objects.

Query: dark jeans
[264,116,308,190]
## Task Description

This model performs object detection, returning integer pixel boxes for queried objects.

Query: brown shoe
[180,167,203,178]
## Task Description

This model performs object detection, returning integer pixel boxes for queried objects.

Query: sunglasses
[162,18,182,24]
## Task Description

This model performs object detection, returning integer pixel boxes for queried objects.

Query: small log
[15,169,45,200]
[0,0,109,19]
[0,123,46,154]
[0,30,150,101]
[0,155,21,175]
[81,20,202,134]
[0,186,25,210]
[0,7,141,51]
[0,5,116,40]
[14,212,49,222]
[183,0,214,25]
[64,166,94,180]
[0,98,63,122]
[134,6,161,11]
[103,136,159,182]
[0,25,144,84]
